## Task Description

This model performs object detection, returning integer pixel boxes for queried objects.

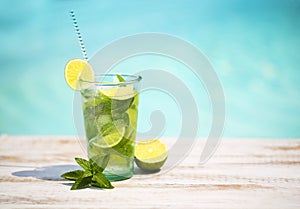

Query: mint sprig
[61,157,114,190]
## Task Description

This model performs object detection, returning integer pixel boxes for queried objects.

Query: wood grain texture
[0,135,299,209]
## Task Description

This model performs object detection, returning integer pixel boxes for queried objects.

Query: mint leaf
[116,74,125,82]
[89,154,109,173]
[63,157,114,190]
[92,172,114,189]
[70,171,93,190]
[91,180,114,189]
[83,170,93,177]
[75,157,90,171]
[71,176,92,190]
[61,170,84,181]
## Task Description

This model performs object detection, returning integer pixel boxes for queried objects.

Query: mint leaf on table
[71,171,93,190]
[75,157,90,171]
[60,157,114,190]
[92,172,114,189]
[61,170,84,181]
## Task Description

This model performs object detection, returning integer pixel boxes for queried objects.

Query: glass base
[104,170,133,181]
[102,153,134,181]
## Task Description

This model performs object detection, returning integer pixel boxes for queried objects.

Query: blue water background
[0,0,299,138]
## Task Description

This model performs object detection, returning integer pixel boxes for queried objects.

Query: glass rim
[79,73,142,86]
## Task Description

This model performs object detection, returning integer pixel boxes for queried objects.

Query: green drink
[80,74,141,181]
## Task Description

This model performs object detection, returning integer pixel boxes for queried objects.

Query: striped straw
[69,10,88,60]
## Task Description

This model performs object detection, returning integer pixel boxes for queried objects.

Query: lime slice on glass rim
[64,59,94,90]
[135,139,168,171]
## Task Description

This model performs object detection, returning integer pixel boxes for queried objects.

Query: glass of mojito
[79,74,142,181]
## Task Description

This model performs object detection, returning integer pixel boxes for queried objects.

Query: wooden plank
[0,135,299,209]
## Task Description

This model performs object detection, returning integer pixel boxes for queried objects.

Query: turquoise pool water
[0,0,299,138]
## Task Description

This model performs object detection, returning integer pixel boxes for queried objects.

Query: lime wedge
[135,139,168,171]
[91,127,125,148]
[64,59,94,90]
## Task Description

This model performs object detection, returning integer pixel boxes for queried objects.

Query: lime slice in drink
[101,86,135,100]
[135,139,168,171]
[64,59,94,90]
[91,127,126,148]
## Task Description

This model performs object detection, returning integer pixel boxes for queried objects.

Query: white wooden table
[0,135,299,209]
